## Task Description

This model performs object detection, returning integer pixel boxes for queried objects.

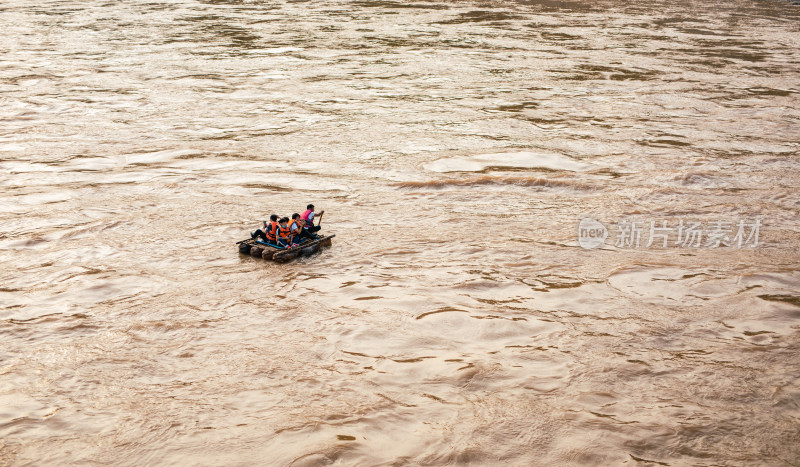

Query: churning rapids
[2,0,800,465]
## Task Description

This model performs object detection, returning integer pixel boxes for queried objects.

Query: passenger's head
[270,214,279,222]
[307,204,314,211]
[292,213,301,220]
[280,217,289,224]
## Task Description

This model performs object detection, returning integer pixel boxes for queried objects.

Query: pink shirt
[301,209,315,227]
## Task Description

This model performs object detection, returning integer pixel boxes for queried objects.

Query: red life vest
[277,223,291,239]
[266,221,279,241]
[301,209,314,228]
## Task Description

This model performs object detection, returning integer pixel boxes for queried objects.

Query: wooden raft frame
[236,234,335,263]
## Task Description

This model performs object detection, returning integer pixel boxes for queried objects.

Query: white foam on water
[424,151,594,173]
[263,47,304,54]
[0,144,26,152]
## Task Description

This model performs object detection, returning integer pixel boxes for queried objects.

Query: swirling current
[1,0,799,465]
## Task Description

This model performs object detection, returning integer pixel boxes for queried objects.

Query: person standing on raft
[300,204,324,240]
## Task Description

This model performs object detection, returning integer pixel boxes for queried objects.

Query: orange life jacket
[277,223,291,239]
[290,219,303,234]
[266,221,279,241]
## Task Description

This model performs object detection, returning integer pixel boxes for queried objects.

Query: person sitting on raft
[300,204,324,240]
[289,213,305,245]
[252,214,279,242]
[276,217,294,248]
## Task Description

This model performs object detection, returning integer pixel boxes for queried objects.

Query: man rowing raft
[300,204,324,240]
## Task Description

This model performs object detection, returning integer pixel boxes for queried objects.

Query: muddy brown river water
[2,0,800,465]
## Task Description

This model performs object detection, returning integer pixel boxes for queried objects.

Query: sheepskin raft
[236,234,335,263]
